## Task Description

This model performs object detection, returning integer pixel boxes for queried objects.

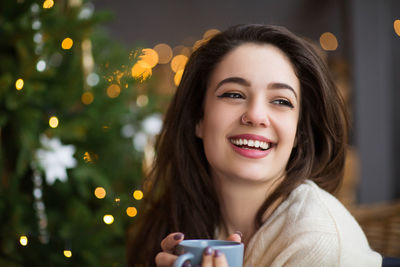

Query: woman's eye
[218,92,244,99]
[272,99,294,108]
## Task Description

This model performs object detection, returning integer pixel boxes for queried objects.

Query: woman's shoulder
[283,180,371,242]
[265,179,382,266]
[245,180,382,266]
[286,179,355,226]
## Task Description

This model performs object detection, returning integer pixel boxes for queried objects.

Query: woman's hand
[199,247,228,267]
[155,232,185,267]
[155,232,242,267]
[198,232,242,267]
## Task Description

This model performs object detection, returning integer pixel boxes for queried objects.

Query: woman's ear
[195,120,203,139]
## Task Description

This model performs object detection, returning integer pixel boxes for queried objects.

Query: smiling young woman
[127,24,381,267]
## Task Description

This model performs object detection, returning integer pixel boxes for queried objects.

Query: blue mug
[173,239,244,267]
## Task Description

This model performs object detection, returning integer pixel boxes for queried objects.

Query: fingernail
[174,233,184,240]
[214,249,222,257]
[204,246,213,255]
[182,260,192,267]
[235,231,243,239]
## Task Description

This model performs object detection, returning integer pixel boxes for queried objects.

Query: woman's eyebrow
[215,77,250,91]
[269,82,298,99]
[215,77,298,99]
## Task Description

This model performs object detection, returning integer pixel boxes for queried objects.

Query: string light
[15,78,24,90]
[94,187,106,199]
[193,39,206,51]
[170,55,188,73]
[153,43,173,64]
[86,72,99,86]
[106,84,121,98]
[203,28,220,40]
[174,69,184,86]
[133,190,143,200]
[136,94,149,107]
[49,116,59,128]
[139,48,159,68]
[43,0,54,9]
[103,214,114,224]
[63,250,72,258]
[131,63,152,81]
[81,92,94,105]
[126,207,138,217]
[36,60,46,72]
[19,236,28,246]
[172,45,191,57]
[319,32,338,51]
[394,20,400,37]
[61,38,73,50]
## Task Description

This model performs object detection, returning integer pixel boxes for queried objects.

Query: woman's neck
[215,175,283,246]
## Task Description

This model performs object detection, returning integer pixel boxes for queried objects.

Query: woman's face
[196,43,300,184]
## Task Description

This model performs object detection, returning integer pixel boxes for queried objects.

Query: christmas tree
[0,0,166,265]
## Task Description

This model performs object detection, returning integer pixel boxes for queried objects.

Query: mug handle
[172,252,195,267]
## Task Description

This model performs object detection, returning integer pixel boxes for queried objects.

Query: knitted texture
[244,180,382,267]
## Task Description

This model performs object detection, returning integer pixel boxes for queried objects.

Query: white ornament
[133,131,147,151]
[78,3,94,20]
[36,60,46,72]
[35,135,77,185]
[142,113,163,136]
[121,124,135,138]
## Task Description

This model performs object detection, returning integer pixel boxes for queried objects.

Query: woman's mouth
[229,138,271,150]
[228,135,274,159]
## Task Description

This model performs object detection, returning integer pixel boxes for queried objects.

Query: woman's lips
[228,134,274,159]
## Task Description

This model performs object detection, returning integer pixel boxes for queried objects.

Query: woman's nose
[240,100,270,127]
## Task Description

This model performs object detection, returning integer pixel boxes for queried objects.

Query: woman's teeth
[230,138,270,150]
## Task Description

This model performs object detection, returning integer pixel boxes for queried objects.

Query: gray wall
[351,0,400,203]
[95,0,400,204]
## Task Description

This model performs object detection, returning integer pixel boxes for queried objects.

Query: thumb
[226,231,242,243]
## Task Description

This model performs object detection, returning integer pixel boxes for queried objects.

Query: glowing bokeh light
[153,43,173,64]
[131,63,152,81]
[394,20,400,37]
[43,0,54,9]
[61,38,73,50]
[173,45,191,57]
[174,69,184,86]
[136,94,149,107]
[203,28,220,40]
[126,207,138,217]
[20,236,28,246]
[103,214,114,224]
[83,151,98,163]
[170,55,188,73]
[193,40,204,51]
[36,60,46,72]
[81,91,94,105]
[94,187,106,199]
[63,250,72,258]
[15,78,24,90]
[319,32,338,51]
[139,48,159,68]
[133,190,143,200]
[49,116,59,128]
[106,84,121,98]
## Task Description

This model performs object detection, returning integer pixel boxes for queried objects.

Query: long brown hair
[127,24,348,266]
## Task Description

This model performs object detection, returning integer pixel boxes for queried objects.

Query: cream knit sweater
[243,180,382,267]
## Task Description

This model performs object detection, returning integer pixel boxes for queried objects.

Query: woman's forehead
[208,43,300,95]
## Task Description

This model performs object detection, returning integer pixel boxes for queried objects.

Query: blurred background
[1,0,399,265]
